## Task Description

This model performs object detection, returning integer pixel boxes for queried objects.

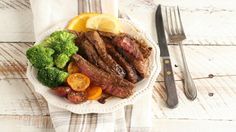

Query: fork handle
[163,58,178,108]
[179,44,197,100]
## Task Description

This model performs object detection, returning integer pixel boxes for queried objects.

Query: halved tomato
[67,73,90,91]
[87,86,102,100]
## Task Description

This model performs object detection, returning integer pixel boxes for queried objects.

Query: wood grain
[0,42,49,115]
[0,0,34,42]
[120,0,236,46]
[0,115,54,131]
[153,76,236,120]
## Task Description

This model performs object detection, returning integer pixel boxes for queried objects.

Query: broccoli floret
[26,45,54,69]
[41,30,78,69]
[37,67,68,87]
[54,53,70,69]
[52,41,78,56]
[50,30,76,42]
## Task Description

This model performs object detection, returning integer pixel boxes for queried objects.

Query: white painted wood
[152,119,236,132]
[153,76,236,120]
[0,42,48,115]
[0,115,54,132]
[0,0,34,42]
[120,0,236,45]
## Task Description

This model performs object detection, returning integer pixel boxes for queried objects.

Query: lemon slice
[66,13,99,32]
[86,14,122,34]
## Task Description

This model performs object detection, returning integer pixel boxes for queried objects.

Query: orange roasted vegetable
[87,86,102,100]
[67,62,79,74]
[67,73,90,91]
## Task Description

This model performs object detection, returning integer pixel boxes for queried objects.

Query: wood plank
[0,42,48,116]
[0,78,49,115]
[0,43,32,79]
[158,45,236,81]
[153,76,236,120]
[152,118,236,132]
[0,115,54,132]
[0,115,235,132]
[0,0,34,42]
[120,0,236,45]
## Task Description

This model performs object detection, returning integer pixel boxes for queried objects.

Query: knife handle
[163,58,178,108]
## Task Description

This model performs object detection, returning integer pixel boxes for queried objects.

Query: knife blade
[155,5,178,108]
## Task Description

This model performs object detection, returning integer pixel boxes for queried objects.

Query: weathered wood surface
[0,0,236,131]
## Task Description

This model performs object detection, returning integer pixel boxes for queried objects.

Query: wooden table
[0,0,236,131]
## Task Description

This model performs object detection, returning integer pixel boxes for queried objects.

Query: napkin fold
[30,0,152,131]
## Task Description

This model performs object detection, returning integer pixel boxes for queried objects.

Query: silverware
[78,0,102,14]
[155,5,178,108]
[164,6,197,100]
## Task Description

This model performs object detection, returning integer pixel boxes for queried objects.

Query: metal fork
[164,6,197,100]
[78,0,102,14]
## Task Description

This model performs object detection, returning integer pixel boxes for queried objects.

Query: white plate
[26,18,161,114]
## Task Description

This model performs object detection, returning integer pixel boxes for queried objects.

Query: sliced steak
[117,48,149,78]
[79,40,112,73]
[85,31,126,78]
[135,40,152,59]
[113,34,144,60]
[106,43,139,83]
[73,54,134,98]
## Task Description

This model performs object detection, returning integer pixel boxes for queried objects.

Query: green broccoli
[26,45,54,69]
[54,53,70,69]
[50,30,76,42]
[42,30,78,69]
[37,67,69,87]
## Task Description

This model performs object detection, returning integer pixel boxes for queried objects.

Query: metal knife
[155,5,178,108]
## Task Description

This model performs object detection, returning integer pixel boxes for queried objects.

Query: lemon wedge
[66,13,99,32]
[86,14,122,34]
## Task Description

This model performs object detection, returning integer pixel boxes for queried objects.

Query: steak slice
[73,54,134,98]
[117,48,149,78]
[79,40,112,73]
[106,43,139,83]
[113,34,144,60]
[85,31,126,78]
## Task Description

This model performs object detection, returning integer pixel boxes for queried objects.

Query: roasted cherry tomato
[67,62,79,74]
[67,73,90,91]
[52,86,71,97]
[67,91,87,104]
[87,86,102,100]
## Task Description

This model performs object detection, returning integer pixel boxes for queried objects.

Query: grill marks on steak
[113,34,144,60]
[85,31,126,78]
[73,54,134,98]
[79,40,113,73]
[112,34,151,78]
[106,43,139,83]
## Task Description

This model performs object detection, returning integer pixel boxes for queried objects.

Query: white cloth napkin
[30,0,152,131]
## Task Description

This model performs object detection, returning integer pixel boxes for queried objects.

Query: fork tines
[163,6,186,43]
